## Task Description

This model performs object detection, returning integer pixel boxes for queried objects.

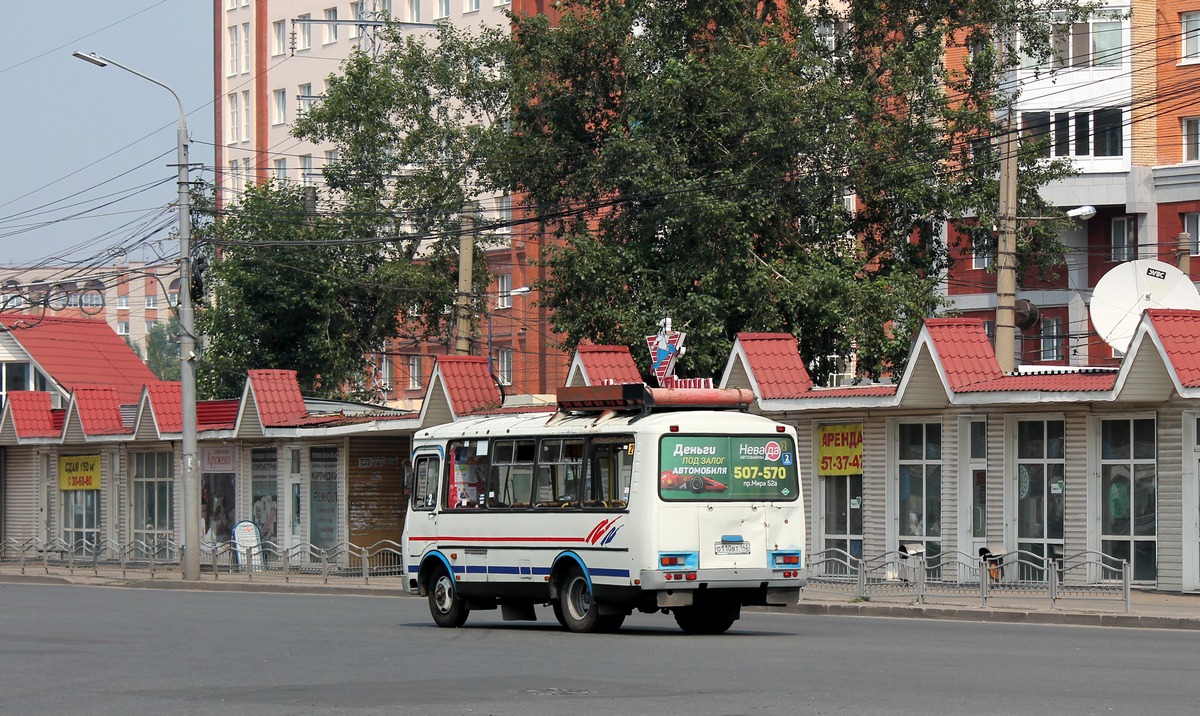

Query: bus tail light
[770,551,802,568]
[659,552,699,570]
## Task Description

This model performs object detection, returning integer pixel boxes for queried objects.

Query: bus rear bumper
[640,568,805,607]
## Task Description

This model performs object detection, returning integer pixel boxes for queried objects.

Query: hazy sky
[0,0,213,268]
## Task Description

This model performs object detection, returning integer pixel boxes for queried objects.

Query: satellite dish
[1089,260,1200,353]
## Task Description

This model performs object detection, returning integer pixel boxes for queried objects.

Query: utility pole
[454,205,476,355]
[995,106,1019,374]
[994,27,1020,374]
[74,52,200,579]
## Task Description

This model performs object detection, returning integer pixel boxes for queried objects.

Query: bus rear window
[659,435,798,502]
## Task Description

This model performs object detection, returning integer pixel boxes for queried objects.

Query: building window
[1023,108,1123,160]
[117,321,130,336]
[1047,15,1123,69]
[968,420,987,540]
[273,20,287,56]
[300,155,314,185]
[436,0,450,18]
[1184,13,1200,61]
[298,83,314,113]
[897,422,941,570]
[496,273,512,309]
[1041,316,1064,361]
[1016,419,1066,579]
[1185,213,1200,255]
[350,2,363,38]
[241,90,251,144]
[495,348,513,385]
[819,423,864,568]
[495,193,512,234]
[1100,418,1157,582]
[273,158,287,181]
[81,291,103,309]
[1184,118,1200,162]
[1111,216,1135,262]
[1094,108,1123,157]
[297,14,312,50]
[242,22,251,73]
[379,350,393,391]
[132,451,174,555]
[227,93,240,143]
[465,0,480,11]
[408,0,421,23]
[324,7,338,44]
[972,243,993,270]
[324,149,339,170]
[145,294,158,309]
[273,89,286,125]
[227,25,241,75]
[408,355,423,390]
[117,295,129,310]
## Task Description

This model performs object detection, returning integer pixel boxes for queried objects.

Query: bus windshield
[659,435,798,502]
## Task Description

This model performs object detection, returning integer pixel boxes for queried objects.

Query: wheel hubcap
[434,576,453,613]
[567,577,591,620]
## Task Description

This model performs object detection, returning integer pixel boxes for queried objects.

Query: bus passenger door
[407,452,441,564]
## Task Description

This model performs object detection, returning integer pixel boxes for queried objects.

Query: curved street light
[73,51,200,581]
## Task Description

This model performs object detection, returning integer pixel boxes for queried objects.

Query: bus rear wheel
[673,605,737,635]
[428,564,469,628]
[556,567,624,633]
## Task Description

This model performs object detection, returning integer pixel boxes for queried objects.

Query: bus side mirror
[403,461,413,489]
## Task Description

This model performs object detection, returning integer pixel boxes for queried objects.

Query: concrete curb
[761,601,1200,630]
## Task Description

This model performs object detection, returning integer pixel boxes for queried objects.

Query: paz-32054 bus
[402,384,806,634]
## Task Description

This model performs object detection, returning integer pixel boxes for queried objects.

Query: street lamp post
[73,51,200,580]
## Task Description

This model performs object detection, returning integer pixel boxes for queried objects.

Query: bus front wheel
[556,567,624,633]
[428,564,469,628]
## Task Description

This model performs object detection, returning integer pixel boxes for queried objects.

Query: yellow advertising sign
[59,455,101,490]
[817,423,863,476]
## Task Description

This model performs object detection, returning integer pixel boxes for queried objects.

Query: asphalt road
[0,583,1196,715]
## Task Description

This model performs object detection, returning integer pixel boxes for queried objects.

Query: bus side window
[446,440,488,510]
[583,437,633,509]
[535,438,583,508]
[487,439,535,508]
[412,455,439,512]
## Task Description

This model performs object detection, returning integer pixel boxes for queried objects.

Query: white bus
[402,384,806,634]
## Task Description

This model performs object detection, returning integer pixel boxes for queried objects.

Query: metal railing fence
[0,537,408,586]
[806,547,1131,613]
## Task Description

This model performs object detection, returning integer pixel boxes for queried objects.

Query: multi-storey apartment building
[0,262,178,357]
[214,0,567,406]
[944,0,1200,368]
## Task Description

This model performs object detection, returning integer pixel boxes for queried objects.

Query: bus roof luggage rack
[556,384,754,414]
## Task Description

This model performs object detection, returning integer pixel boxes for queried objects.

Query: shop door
[62,489,99,555]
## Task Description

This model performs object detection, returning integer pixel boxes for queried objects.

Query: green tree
[145,318,180,381]
[502,0,1081,382]
[278,0,1084,385]
[291,22,505,345]
[195,181,414,400]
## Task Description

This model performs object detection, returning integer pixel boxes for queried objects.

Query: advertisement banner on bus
[659,436,798,501]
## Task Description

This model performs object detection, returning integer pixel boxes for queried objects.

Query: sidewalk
[2,565,1198,630]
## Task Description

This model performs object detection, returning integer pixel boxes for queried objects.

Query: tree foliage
[145,318,180,381]
[209,0,1088,391]
[195,181,413,400]
[501,0,1082,381]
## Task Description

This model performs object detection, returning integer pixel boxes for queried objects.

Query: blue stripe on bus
[406,559,628,579]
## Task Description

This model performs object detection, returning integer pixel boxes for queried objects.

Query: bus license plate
[714,542,750,555]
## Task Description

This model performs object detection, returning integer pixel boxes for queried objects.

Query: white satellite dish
[1090,260,1200,353]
